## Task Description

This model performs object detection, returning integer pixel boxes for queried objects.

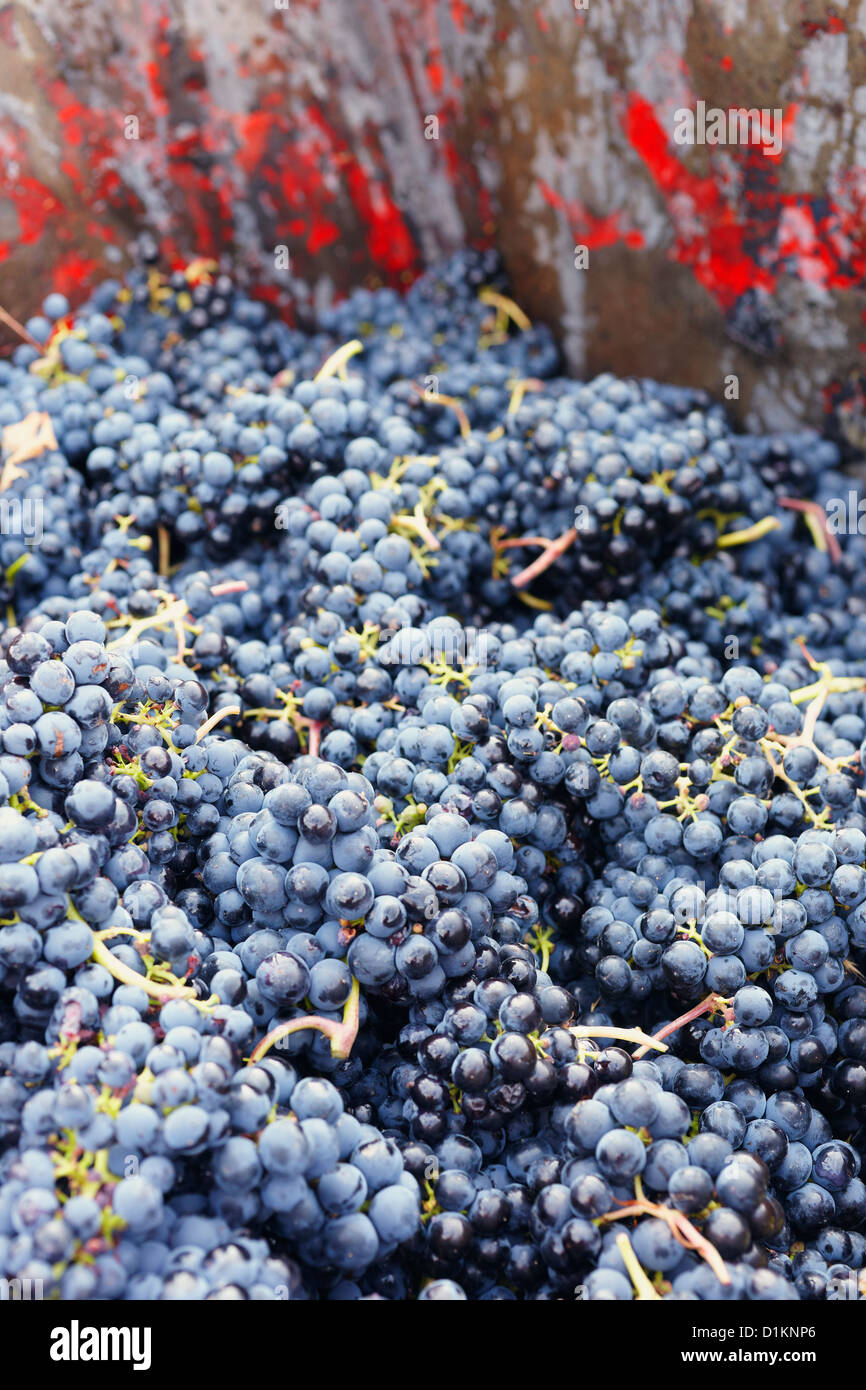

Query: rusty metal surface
[1,0,865,436]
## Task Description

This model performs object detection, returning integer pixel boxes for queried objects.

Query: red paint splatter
[56,106,83,147]
[6,175,63,246]
[802,13,846,36]
[449,0,470,32]
[306,108,417,275]
[0,4,487,312]
[775,184,866,292]
[235,107,345,259]
[538,181,645,251]
[762,103,799,165]
[44,85,133,208]
[0,10,18,46]
[231,108,277,176]
[440,137,461,182]
[51,251,102,297]
[144,61,170,118]
[623,94,773,308]
[60,160,82,190]
[86,220,118,243]
[623,95,866,306]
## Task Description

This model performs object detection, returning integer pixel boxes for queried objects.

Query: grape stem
[778,496,842,565]
[210,580,249,596]
[511,528,578,588]
[0,302,43,350]
[631,994,733,1059]
[716,516,782,548]
[194,704,241,743]
[561,1025,670,1054]
[399,506,441,551]
[507,378,544,414]
[247,977,361,1064]
[296,716,325,757]
[417,390,471,440]
[601,1175,731,1286]
[158,524,170,577]
[494,533,557,551]
[91,927,217,1010]
[615,1231,661,1300]
[315,339,363,382]
[478,287,532,331]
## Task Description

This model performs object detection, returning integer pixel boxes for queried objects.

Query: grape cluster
[0,247,865,1302]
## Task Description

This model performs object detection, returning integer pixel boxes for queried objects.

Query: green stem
[248,977,360,1064]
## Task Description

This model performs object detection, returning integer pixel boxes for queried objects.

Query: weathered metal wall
[1,0,866,437]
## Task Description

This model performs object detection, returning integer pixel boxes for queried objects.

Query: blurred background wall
[1,0,865,439]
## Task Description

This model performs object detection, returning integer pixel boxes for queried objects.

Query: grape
[0,249,865,1302]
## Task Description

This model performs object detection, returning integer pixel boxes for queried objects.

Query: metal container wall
[1,1,865,436]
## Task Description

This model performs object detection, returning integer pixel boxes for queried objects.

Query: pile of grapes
[0,245,865,1301]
